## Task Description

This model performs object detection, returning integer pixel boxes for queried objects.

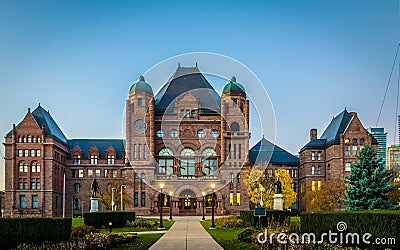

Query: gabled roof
[249,138,299,166]
[6,105,68,145]
[320,109,353,143]
[154,65,221,114]
[67,139,125,159]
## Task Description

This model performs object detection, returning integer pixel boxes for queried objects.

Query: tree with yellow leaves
[275,169,297,208]
[99,177,131,210]
[302,179,345,211]
[243,167,274,208]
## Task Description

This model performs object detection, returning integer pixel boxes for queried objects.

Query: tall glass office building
[367,127,387,166]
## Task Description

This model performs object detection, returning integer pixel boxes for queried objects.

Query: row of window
[18,178,40,190]
[133,144,147,160]
[180,109,196,118]
[311,166,322,175]
[133,192,146,207]
[228,143,242,160]
[18,161,40,173]
[158,147,217,176]
[19,195,39,209]
[266,169,297,178]
[73,155,115,165]
[345,138,365,146]
[156,129,219,138]
[311,151,322,161]
[71,169,127,178]
[17,135,41,143]
[229,173,241,184]
[18,149,41,158]
[344,145,363,157]
[229,192,241,206]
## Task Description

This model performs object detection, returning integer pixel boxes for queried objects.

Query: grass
[100,218,174,233]
[200,220,259,250]
[112,233,164,250]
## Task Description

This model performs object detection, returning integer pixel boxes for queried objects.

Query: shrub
[84,211,135,228]
[71,225,99,241]
[215,215,249,228]
[240,210,291,227]
[238,228,256,243]
[0,217,71,249]
[109,232,137,244]
[300,211,400,249]
[126,217,157,228]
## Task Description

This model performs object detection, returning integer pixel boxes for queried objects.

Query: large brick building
[298,109,377,210]
[3,65,300,217]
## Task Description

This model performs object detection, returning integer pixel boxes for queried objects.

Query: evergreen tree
[343,145,397,210]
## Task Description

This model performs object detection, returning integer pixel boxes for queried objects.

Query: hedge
[300,211,400,248]
[0,217,72,249]
[240,210,291,227]
[84,211,135,228]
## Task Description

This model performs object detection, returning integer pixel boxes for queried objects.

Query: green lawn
[200,220,259,250]
[112,233,164,250]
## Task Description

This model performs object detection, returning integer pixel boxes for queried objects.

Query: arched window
[22,136,26,143]
[27,135,31,143]
[156,130,164,138]
[37,136,41,143]
[73,183,80,193]
[32,136,36,143]
[18,136,21,143]
[158,148,174,175]
[180,148,195,176]
[230,122,240,132]
[141,173,146,183]
[197,129,205,138]
[19,161,27,173]
[211,129,219,138]
[31,161,40,173]
[202,148,217,175]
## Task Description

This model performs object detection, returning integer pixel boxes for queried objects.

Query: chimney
[310,129,317,140]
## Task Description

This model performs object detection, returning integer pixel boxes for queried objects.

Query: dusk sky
[0,0,399,190]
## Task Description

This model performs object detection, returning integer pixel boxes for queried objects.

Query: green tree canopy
[343,145,397,210]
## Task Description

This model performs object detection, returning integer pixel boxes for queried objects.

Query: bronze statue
[90,179,101,197]
[274,179,282,194]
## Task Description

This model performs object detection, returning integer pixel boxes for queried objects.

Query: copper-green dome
[129,76,153,95]
[222,77,246,96]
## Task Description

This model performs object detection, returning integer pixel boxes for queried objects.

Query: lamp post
[201,191,206,220]
[111,188,115,211]
[209,183,216,229]
[169,191,173,220]
[158,183,165,230]
[120,185,126,211]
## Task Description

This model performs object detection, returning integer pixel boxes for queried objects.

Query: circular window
[197,129,205,138]
[170,129,178,138]
[157,130,164,138]
[211,129,219,138]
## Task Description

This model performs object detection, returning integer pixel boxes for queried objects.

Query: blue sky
[0,0,399,189]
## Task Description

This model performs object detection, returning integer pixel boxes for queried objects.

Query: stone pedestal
[90,197,99,212]
[273,194,284,210]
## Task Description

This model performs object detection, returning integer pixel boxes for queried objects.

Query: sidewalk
[148,216,223,250]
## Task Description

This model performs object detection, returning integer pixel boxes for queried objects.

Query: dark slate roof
[320,109,353,142]
[68,139,125,159]
[300,139,327,151]
[249,138,299,166]
[6,105,68,145]
[154,65,221,113]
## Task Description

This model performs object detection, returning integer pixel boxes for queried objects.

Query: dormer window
[73,155,81,165]
[90,155,98,165]
[107,155,115,165]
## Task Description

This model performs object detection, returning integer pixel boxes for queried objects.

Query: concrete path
[148,216,223,250]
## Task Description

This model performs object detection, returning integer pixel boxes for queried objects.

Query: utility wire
[376,42,400,127]
[395,60,400,145]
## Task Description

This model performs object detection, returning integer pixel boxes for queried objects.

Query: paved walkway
[148,216,223,250]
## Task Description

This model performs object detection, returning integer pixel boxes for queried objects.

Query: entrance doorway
[178,189,197,213]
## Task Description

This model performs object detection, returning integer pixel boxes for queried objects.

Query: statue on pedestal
[274,179,282,194]
[90,179,101,198]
